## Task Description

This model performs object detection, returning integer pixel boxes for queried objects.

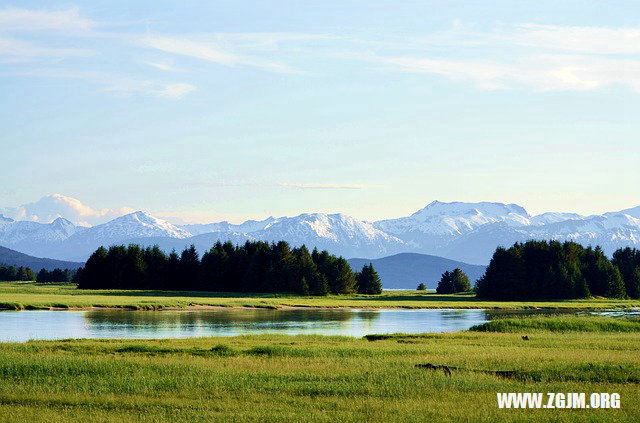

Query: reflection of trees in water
[353,310,382,332]
[83,309,358,335]
[440,309,484,321]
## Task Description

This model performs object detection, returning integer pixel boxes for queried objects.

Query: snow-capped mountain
[50,212,192,260]
[71,211,192,242]
[250,213,404,258]
[375,201,531,237]
[2,198,640,264]
[0,216,84,258]
[182,217,275,236]
[0,216,79,244]
[372,201,532,258]
[374,202,640,264]
[0,211,191,261]
[177,214,405,258]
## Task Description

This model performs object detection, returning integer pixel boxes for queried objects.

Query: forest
[76,241,382,296]
[0,265,74,283]
[475,241,640,300]
[0,265,35,282]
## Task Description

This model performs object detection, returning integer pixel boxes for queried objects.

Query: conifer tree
[356,263,382,294]
[612,247,640,298]
[451,268,471,292]
[436,271,454,294]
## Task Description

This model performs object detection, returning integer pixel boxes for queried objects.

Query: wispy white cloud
[0,37,93,59]
[366,22,640,93]
[105,78,196,99]
[372,54,640,92]
[503,24,640,55]
[155,82,196,98]
[279,183,366,190]
[4,6,640,95]
[142,60,178,72]
[0,7,94,33]
[140,36,238,65]
[138,35,303,73]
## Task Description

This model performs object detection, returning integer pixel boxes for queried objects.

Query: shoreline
[2,282,639,312]
[2,303,639,312]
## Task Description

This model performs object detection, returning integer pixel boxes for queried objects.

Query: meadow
[0,316,639,422]
[1,282,640,311]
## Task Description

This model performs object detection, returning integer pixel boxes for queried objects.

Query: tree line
[37,268,75,283]
[0,265,35,281]
[76,241,382,295]
[0,265,75,282]
[475,241,640,300]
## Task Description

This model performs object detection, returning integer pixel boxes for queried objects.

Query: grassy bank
[471,315,640,333]
[1,282,639,310]
[0,322,638,421]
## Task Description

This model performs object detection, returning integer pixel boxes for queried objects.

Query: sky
[1,0,639,225]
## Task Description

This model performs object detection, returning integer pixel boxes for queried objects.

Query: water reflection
[0,308,636,342]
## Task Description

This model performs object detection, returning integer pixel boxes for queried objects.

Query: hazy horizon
[1,193,638,226]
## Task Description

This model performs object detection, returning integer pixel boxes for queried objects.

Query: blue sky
[1,1,639,224]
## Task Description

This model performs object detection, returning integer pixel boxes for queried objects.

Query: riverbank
[1,282,639,311]
[0,316,638,421]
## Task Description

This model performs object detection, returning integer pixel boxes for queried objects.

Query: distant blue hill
[0,245,83,271]
[348,253,486,290]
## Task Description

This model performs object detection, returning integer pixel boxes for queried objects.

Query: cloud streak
[278,183,366,190]
[0,37,94,59]
[367,23,640,93]
[4,6,640,96]
[0,7,95,33]
[138,35,298,73]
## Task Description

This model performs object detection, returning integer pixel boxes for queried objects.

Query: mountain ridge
[1,199,639,264]
[0,245,83,271]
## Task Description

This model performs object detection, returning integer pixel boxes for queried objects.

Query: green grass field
[1,282,639,310]
[0,317,638,422]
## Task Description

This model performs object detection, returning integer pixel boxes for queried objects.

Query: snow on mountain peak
[608,205,640,219]
[375,201,531,237]
[530,212,584,226]
[413,201,529,219]
[101,211,192,239]
[0,214,13,224]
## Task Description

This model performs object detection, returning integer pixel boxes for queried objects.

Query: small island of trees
[76,241,383,296]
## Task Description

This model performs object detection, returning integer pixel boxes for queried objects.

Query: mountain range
[1,200,639,265]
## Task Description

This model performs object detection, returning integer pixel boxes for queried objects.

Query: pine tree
[332,257,356,294]
[298,276,310,295]
[436,271,454,294]
[451,268,471,292]
[37,268,48,283]
[612,248,640,298]
[417,282,426,291]
[180,245,200,290]
[356,264,382,294]
[167,250,181,290]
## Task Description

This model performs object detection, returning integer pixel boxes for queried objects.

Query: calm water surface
[0,308,637,342]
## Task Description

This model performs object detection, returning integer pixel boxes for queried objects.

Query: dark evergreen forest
[76,241,382,296]
[476,241,639,300]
